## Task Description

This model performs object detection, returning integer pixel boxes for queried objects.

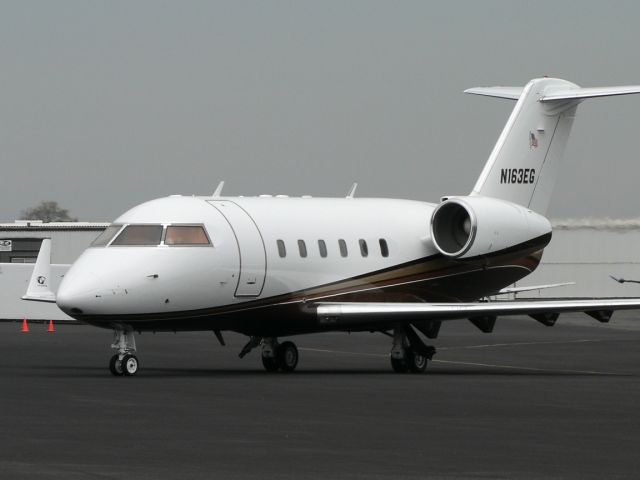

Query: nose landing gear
[109,329,139,376]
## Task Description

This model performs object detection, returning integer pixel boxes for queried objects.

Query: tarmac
[1,312,640,479]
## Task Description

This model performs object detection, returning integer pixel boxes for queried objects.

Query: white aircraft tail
[468,78,640,214]
[22,238,56,303]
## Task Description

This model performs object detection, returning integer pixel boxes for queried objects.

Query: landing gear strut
[109,329,139,376]
[240,336,299,372]
[390,327,435,374]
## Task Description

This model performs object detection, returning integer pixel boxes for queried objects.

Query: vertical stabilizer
[22,239,56,302]
[469,78,580,214]
[469,78,640,214]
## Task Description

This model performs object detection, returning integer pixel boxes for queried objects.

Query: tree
[20,201,77,222]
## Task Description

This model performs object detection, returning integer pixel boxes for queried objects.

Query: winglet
[22,239,56,303]
[346,183,358,199]
[212,181,225,197]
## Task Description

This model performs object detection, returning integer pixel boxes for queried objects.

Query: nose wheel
[109,353,140,376]
[109,354,123,375]
[109,329,139,376]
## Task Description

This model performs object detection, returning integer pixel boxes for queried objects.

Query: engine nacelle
[430,196,551,259]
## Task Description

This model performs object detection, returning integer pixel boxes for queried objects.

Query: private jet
[24,77,640,376]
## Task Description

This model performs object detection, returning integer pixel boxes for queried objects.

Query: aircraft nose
[56,271,101,317]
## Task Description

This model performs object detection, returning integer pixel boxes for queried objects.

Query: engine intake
[430,200,476,256]
[430,196,551,259]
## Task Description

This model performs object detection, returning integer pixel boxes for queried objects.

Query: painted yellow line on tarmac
[300,342,622,375]
[439,338,604,350]
[300,347,387,358]
[301,339,605,357]
[431,358,621,376]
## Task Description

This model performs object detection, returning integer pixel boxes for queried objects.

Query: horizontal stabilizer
[464,86,522,100]
[22,239,56,303]
[465,84,640,102]
[541,86,640,102]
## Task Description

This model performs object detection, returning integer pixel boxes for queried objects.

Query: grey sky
[2,0,640,221]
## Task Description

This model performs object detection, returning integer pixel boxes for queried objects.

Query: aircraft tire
[277,341,298,372]
[121,354,139,376]
[390,356,409,373]
[109,354,124,376]
[261,355,280,372]
[407,351,428,373]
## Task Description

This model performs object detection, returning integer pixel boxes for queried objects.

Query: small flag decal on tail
[529,131,538,149]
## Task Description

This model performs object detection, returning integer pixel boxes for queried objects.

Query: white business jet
[24,77,640,376]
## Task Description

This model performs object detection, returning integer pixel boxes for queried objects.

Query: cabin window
[165,225,210,245]
[318,239,327,258]
[338,239,348,257]
[298,240,307,258]
[379,238,389,257]
[277,239,286,258]
[359,239,368,257]
[91,224,123,247]
[111,225,164,246]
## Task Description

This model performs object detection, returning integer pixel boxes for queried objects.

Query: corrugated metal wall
[0,230,104,264]
[517,223,640,298]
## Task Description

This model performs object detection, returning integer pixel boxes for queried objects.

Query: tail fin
[22,239,56,303]
[468,78,640,214]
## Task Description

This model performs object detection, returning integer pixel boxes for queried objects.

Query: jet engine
[429,196,551,259]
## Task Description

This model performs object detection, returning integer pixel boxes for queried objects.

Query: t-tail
[430,78,640,260]
[467,77,640,215]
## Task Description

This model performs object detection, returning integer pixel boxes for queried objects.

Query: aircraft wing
[315,298,640,326]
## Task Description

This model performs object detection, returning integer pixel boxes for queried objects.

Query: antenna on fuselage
[212,181,225,197]
[346,182,358,199]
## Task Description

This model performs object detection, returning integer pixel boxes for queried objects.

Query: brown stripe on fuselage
[76,233,550,331]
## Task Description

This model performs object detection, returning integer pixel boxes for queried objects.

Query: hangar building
[0,221,108,321]
[521,219,640,298]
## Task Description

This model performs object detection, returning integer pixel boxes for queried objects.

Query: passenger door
[207,201,266,297]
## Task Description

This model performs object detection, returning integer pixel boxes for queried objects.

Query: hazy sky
[2,0,640,221]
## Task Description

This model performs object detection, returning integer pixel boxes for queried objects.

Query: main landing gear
[239,336,299,373]
[109,329,139,376]
[390,327,436,374]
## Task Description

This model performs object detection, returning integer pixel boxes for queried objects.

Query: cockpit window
[111,225,164,246]
[164,225,210,245]
[91,225,123,247]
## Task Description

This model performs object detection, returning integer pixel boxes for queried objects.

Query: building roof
[0,221,109,231]
[551,218,640,230]
[2,218,640,231]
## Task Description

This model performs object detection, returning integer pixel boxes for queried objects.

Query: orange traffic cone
[47,320,55,333]
[21,318,29,333]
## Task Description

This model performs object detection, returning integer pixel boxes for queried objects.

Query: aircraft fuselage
[56,195,548,336]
